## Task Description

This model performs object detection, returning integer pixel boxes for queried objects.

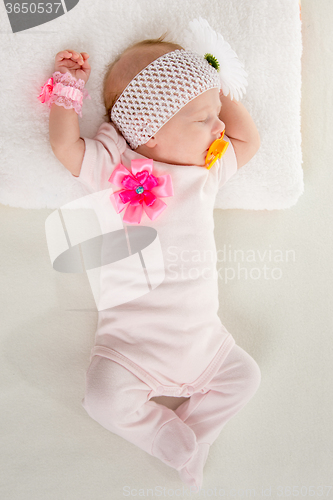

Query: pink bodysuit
[77,122,261,490]
[78,122,238,388]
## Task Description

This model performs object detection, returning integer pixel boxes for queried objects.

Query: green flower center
[204,53,220,71]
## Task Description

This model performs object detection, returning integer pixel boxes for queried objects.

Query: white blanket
[0,0,303,210]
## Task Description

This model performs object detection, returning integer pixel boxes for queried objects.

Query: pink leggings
[82,344,261,472]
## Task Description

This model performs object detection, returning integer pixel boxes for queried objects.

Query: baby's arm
[219,92,260,169]
[49,50,91,177]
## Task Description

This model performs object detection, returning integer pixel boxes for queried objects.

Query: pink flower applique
[109,159,173,224]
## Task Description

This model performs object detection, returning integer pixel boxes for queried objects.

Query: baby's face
[138,88,225,167]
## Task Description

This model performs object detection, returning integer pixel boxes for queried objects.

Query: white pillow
[0,0,302,210]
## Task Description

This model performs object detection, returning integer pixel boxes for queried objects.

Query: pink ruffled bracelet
[38,71,90,117]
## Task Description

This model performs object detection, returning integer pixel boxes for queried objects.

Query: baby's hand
[54,50,91,83]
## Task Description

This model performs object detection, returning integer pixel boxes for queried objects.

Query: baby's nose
[213,118,225,137]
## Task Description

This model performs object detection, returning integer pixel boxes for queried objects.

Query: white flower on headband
[182,17,248,101]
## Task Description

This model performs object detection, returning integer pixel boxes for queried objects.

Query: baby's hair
[103,35,183,122]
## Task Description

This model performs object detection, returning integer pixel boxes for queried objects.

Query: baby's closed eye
[196,117,209,123]
[196,114,220,124]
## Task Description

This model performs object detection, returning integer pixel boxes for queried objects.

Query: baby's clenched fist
[54,50,91,83]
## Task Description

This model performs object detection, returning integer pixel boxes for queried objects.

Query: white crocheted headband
[111,18,248,150]
[111,50,220,149]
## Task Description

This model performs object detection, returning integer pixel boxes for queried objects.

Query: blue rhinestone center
[136,186,144,194]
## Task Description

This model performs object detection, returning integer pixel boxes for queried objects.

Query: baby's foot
[178,443,210,492]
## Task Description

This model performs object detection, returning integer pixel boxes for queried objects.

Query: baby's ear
[144,137,157,149]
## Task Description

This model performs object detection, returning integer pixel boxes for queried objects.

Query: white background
[1,1,332,498]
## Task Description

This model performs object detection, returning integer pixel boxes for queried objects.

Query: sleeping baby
[41,18,261,492]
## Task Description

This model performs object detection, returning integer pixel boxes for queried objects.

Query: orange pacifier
[205,130,229,169]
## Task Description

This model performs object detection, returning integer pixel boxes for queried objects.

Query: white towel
[0,0,303,210]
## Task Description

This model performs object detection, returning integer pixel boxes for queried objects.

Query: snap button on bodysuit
[186,386,194,396]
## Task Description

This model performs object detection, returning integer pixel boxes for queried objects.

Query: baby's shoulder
[95,121,126,149]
